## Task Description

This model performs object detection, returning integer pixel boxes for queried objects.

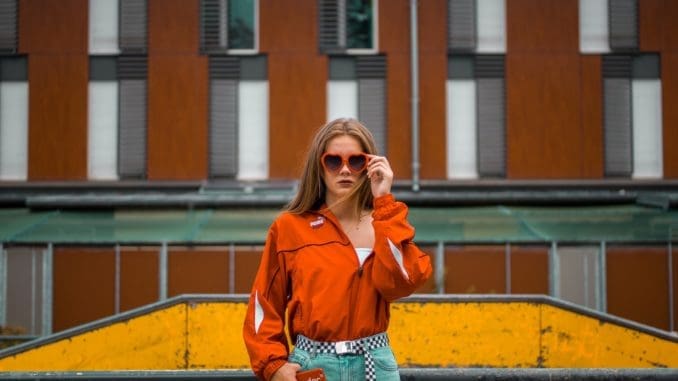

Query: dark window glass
[346,0,373,49]
[228,0,255,49]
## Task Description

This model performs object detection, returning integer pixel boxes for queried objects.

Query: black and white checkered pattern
[295,333,389,381]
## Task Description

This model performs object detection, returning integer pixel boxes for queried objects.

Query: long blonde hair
[285,118,378,215]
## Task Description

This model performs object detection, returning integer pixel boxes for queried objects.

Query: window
[447,0,506,179]
[208,56,268,179]
[319,0,378,53]
[0,56,28,181]
[89,0,120,54]
[603,54,662,178]
[448,0,506,54]
[579,0,638,54]
[0,247,51,337]
[88,0,148,179]
[88,57,120,180]
[327,55,387,155]
[447,55,505,179]
[201,0,258,53]
[550,244,605,311]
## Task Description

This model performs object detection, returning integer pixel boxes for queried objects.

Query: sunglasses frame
[321,152,369,173]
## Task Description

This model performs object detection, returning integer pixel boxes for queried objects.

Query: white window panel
[237,80,268,180]
[447,79,478,179]
[327,80,358,122]
[553,246,601,310]
[476,0,506,53]
[632,79,663,178]
[88,82,119,180]
[579,0,610,53]
[0,82,28,181]
[89,0,120,54]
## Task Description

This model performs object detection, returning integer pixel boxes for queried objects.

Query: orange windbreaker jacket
[242,194,432,380]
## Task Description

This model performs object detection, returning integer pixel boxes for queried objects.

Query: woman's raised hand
[366,155,393,198]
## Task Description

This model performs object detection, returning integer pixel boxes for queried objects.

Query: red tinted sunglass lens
[323,154,343,171]
[348,155,367,171]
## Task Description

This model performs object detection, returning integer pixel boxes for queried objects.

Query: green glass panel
[228,0,255,49]
[346,0,373,49]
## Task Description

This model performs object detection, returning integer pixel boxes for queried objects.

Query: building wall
[3,0,677,335]
[4,0,675,180]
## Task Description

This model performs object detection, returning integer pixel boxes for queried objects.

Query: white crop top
[355,247,373,266]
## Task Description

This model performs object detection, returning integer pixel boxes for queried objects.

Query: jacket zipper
[320,211,371,337]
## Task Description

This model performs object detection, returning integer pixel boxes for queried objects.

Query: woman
[243,118,432,380]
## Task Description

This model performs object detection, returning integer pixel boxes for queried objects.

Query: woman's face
[321,134,365,203]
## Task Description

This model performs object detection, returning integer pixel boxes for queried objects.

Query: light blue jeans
[289,345,400,381]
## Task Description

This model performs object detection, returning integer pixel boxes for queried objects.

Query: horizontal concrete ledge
[3,369,678,381]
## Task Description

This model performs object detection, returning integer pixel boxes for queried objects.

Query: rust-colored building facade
[0,0,677,340]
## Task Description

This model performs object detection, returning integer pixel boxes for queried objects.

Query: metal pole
[668,238,674,332]
[410,0,420,192]
[31,249,36,334]
[0,244,6,327]
[599,241,607,313]
[43,243,53,335]
[549,242,559,298]
[159,242,168,301]
[229,243,236,294]
[436,241,445,294]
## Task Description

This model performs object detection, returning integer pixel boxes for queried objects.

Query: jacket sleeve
[371,194,432,301]
[242,220,290,380]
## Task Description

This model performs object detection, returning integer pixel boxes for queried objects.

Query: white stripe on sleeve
[387,238,410,280]
[254,291,264,334]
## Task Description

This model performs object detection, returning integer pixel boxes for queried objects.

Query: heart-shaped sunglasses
[321,152,369,173]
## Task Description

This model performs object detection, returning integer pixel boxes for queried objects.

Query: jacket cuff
[373,193,395,210]
[263,359,287,381]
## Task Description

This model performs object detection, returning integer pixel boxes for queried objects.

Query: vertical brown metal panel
[148,0,199,54]
[662,0,678,52]
[510,246,549,294]
[580,55,604,178]
[444,245,505,294]
[120,248,159,312]
[506,0,578,53]
[639,0,664,52]
[18,0,88,53]
[606,246,669,330]
[28,55,88,180]
[147,55,208,180]
[380,0,411,179]
[262,0,327,179]
[168,248,229,296]
[418,0,447,179]
[53,248,115,332]
[260,0,317,52]
[506,54,582,178]
[234,247,262,293]
[662,54,678,178]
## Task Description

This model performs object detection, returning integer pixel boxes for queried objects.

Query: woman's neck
[326,195,361,221]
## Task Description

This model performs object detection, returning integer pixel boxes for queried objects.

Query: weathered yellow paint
[540,305,678,367]
[1,299,677,371]
[186,302,250,368]
[0,304,187,371]
[388,302,541,367]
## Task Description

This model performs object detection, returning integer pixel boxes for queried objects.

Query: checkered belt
[295,333,389,381]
